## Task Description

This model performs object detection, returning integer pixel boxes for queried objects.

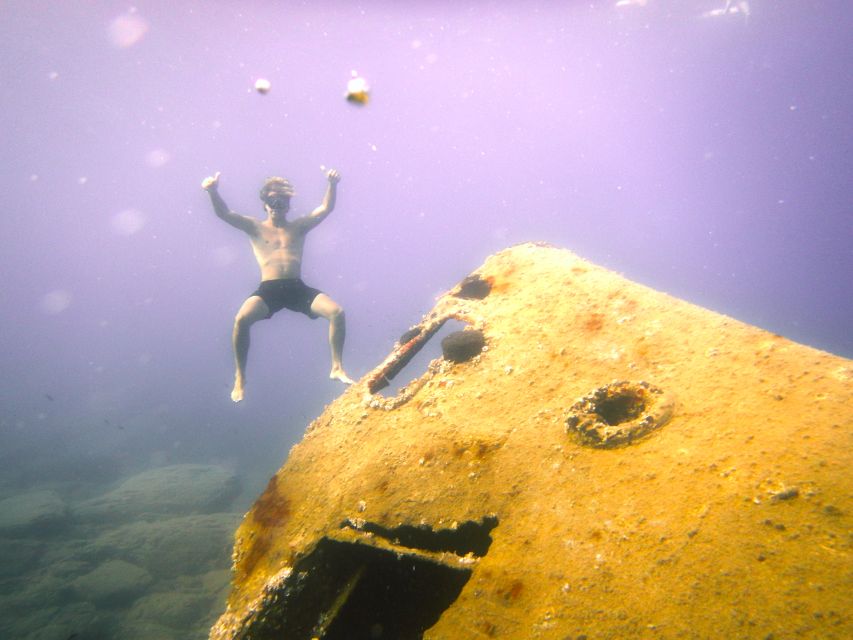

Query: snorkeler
[201,169,355,403]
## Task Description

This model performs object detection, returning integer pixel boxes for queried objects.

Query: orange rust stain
[235,534,272,584]
[478,620,497,636]
[252,474,291,527]
[584,312,605,332]
[234,474,293,584]
[489,265,517,294]
[634,339,650,361]
[474,440,501,459]
[498,579,524,603]
[490,279,511,294]
[450,440,501,460]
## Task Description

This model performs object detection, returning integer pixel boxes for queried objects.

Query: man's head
[260,177,295,215]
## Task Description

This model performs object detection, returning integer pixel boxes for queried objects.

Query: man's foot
[231,379,245,403]
[330,366,355,385]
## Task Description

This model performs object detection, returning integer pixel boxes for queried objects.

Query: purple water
[1,2,850,637]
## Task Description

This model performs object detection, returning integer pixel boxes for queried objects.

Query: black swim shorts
[252,278,323,319]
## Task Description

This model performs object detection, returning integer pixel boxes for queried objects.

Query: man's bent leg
[310,294,354,385]
[231,296,270,402]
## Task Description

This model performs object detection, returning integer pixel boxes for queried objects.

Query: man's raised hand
[326,169,341,185]
[201,171,221,191]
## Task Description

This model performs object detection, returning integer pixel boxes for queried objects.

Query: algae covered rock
[0,601,106,640]
[210,243,852,640]
[129,590,215,629]
[0,538,44,577]
[75,464,239,521]
[90,513,240,579]
[116,619,184,640]
[72,559,153,607]
[0,489,68,535]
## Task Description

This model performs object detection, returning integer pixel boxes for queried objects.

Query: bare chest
[253,224,305,254]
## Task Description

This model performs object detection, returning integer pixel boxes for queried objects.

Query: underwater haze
[0,1,851,639]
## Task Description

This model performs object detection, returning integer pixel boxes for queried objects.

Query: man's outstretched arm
[201,172,256,234]
[304,169,341,229]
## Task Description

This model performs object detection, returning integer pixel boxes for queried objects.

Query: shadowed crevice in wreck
[241,518,498,640]
[341,515,499,557]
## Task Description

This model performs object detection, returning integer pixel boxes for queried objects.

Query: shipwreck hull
[210,243,851,639]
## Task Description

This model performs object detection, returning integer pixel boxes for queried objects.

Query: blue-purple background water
[0,1,850,637]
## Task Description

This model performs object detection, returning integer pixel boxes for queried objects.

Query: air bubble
[111,209,147,236]
[107,13,149,48]
[40,290,72,315]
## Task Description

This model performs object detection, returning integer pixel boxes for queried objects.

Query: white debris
[254,78,271,94]
[346,71,370,105]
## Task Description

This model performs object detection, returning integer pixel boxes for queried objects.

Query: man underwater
[201,169,354,402]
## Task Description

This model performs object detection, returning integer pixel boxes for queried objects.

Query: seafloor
[0,463,240,639]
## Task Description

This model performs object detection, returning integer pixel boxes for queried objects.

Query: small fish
[45,394,55,401]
